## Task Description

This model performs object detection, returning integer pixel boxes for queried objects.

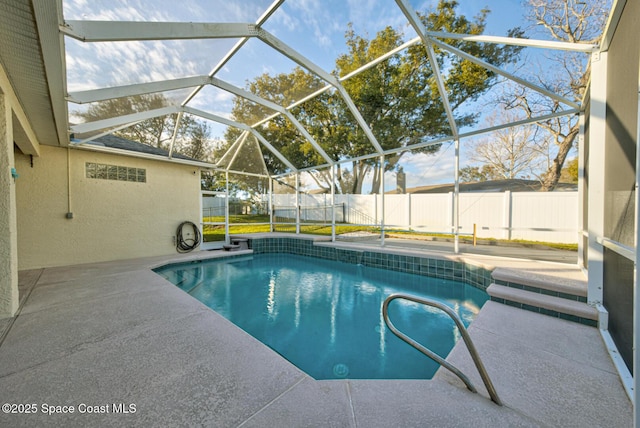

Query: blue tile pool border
[248,237,494,292]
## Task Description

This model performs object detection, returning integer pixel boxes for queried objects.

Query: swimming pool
[154,253,489,380]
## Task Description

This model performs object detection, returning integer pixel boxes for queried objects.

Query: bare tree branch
[497,0,608,190]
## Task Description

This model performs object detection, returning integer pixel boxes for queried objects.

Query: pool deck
[0,242,632,427]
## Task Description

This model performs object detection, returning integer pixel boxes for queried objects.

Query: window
[86,162,146,183]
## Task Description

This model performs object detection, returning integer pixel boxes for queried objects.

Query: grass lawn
[384,230,578,251]
[202,215,375,241]
[202,215,577,251]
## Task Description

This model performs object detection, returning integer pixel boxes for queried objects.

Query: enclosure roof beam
[72,143,215,169]
[256,134,273,178]
[277,107,580,177]
[183,106,248,129]
[257,29,385,154]
[61,21,258,42]
[69,74,334,166]
[218,131,247,167]
[209,77,334,165]
[251,37,421,128]
[67,76,212,104]
[282,111,334,164]
[221,132,273,178]
[271,164,329,178]
[71,120,144,145]
[379,109,579,161]
[458,108,580,140]
[425,31,598,52]
[180,0,285,107]
[210,77,280,111]
[431,38,580,110]
[217,130,273,177]
[395,0,459,138]
[183,106,297,172]
[223,131,250,172]
[247,129,298,173]
[257,30,336,83]
[217,169,269,179]
[70,106,179,134]
[218,130,248,167]
[167,111,183,159]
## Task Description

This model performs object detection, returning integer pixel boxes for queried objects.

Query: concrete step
[487,283,597,327]
[491,267,587,303]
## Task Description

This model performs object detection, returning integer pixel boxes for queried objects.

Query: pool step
[487,267,597,327]
[491,267,588,301]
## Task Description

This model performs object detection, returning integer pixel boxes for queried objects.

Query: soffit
[0,0,61,147]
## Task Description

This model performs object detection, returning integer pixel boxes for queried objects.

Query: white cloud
[285,0,345,49]
[186,86,236,117]
[66,37,219,91]
[63,0,261,22]
[394,146,457,187]
[269,8,299,33]
[345,0,412,40]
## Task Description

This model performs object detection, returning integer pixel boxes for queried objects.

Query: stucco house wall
[14,145,201,269]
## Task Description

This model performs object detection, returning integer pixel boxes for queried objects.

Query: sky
[63,0,527,92]
[62,0,595,190]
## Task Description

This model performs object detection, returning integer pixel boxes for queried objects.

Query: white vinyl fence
[269,191,578,244]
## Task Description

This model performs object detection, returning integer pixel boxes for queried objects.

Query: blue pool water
[154,253,489,380]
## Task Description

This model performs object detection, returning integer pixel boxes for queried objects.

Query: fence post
[503,190,512,240]
[324,193,327,223]
[380,154,385,246]
[295,173,300,234]
[345,194,350,223]
[269,178,273,232]
[331,167,336,241]
[447,191,454,235]
[407,193,412,230]
[473,223,477,246]
[374,193,378,225]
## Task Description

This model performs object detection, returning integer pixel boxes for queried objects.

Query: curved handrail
[382,293,502,406]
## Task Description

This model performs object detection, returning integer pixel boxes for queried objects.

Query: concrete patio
[0,247,632,427]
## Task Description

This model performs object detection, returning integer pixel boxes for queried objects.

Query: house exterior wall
[0,92,18,318]
[14,145,201,269]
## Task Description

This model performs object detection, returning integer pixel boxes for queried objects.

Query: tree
[224,67,329,175]
[560,157,579,183]
[501,0,609,190]
[223,0,523,194]
[330,1,523,194]
[74,94,213,161]
[460,165,499,182]
[176,119,212,161]
[464,111,551,182]
[75,94,182,149]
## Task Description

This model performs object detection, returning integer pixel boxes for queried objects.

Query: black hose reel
[176,221,201,253]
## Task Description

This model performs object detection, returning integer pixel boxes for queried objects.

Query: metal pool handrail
[382,293,503,406]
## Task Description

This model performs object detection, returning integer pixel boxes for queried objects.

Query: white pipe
[454,138,460,253]
[380,155,385,247]
[225,171,230,245]
[331,164,336,242]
